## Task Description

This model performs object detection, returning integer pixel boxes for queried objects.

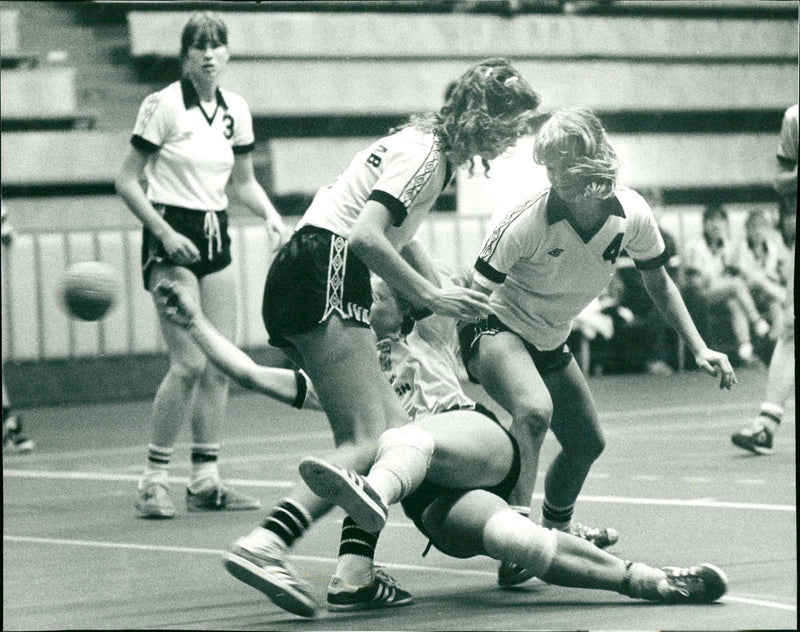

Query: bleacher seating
[1,3,797,375]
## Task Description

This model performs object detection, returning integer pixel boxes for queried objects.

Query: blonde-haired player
[459,107,737,586]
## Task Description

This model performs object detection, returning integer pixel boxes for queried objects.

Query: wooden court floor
[3,366,796,630]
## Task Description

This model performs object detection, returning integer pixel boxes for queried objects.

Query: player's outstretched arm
[154,280,322,408]
[640,266,737,389]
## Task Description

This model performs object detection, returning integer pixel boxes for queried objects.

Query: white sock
[756,403,783,434]
[483,509,558,578]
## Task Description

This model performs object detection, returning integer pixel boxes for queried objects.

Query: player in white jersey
[732,103,797,454]
[224,58,541,617]
[116,13,288,520]
[458,108,737,587]
[154,274,729,610]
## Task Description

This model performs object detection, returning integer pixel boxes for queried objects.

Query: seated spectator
[735,208,789,344]
[680,204,770,366]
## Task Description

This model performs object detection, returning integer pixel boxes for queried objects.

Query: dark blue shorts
[458,313,573,383]
[141,205,231,290]
[262,225,372,348]
[400,403,521,537]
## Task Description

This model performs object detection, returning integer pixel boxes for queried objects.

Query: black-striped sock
[142,444,172,484]
[190,443,220,484]
[261,498,312,548]
[541,499,574,530]
[757,403,783,433]
[335,516,378,586]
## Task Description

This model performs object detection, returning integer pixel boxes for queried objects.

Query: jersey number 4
[602,233,624,263]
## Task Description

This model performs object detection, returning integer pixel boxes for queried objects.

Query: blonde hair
[533,107,619,200]
[399,58,540,174]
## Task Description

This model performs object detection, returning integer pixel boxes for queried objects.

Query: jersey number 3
[602,233,624,263]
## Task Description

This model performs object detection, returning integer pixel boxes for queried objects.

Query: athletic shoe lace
[373,567,399,588]
[662,566,704,599]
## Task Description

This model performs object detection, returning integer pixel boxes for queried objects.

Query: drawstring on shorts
[203,210,222,261]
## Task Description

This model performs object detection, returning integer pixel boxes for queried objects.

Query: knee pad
[483,509,558,578]
[376,424,435,464]
[374,424,435,495]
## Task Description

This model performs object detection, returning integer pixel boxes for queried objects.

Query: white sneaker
[223,537,318,618]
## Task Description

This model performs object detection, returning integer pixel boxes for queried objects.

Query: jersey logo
[548,248,564,257]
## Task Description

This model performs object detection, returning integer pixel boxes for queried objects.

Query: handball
[62,261,119,321]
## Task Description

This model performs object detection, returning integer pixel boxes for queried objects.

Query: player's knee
[515,401,552,437]
[377,424,435,465]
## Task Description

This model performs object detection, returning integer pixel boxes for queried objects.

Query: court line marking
[3,469,795,512]
[14,400,795,465]
[3,535,795,613]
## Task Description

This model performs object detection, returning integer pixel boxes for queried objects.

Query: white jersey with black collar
[131,79,255,211]
[474,186,667,350]
[377,313,474,421]
[297,126,452,251]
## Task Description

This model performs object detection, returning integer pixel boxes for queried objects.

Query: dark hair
[180,12,228,62]
[399,58,540,173]
[702,203,728,223]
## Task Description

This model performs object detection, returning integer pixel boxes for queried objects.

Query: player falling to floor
[732,103,797,455]
[155,271,727,610]
[458,107,737,587]
[116,12,289,519]
[219,58,541,617]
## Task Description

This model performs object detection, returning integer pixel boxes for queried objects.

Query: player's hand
[694,348,737,390]
[161,230,201,265]
[267,216,292,251]
[154,280,198,329]
[427,285,490,321]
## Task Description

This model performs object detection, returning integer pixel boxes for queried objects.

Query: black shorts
[458,313,573,383]
[400,403,521,538]
[262,225,372,348]
[141,205,232,290]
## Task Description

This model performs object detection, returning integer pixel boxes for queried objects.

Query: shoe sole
[327,594,413,611]
[299,457,386,532]
[222,552,318,618]
[134,502,175,519]
[731,436,773,455]
[186,502,261,512]
[696,563,729,602]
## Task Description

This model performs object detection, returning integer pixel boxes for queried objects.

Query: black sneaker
[731,423,773,455]
[327,567,413,611]
[658,564,728,603]
[2,413,34,453]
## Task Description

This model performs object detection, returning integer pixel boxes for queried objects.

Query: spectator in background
[731,103,797,454]
[1,203,35,454]
[116,12,288,519]
[736,208,789,341]
[681,203,770,365]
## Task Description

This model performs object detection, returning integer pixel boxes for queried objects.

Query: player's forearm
[643,270,708,356]
[350,230,437,308]
[185,316,268,392]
